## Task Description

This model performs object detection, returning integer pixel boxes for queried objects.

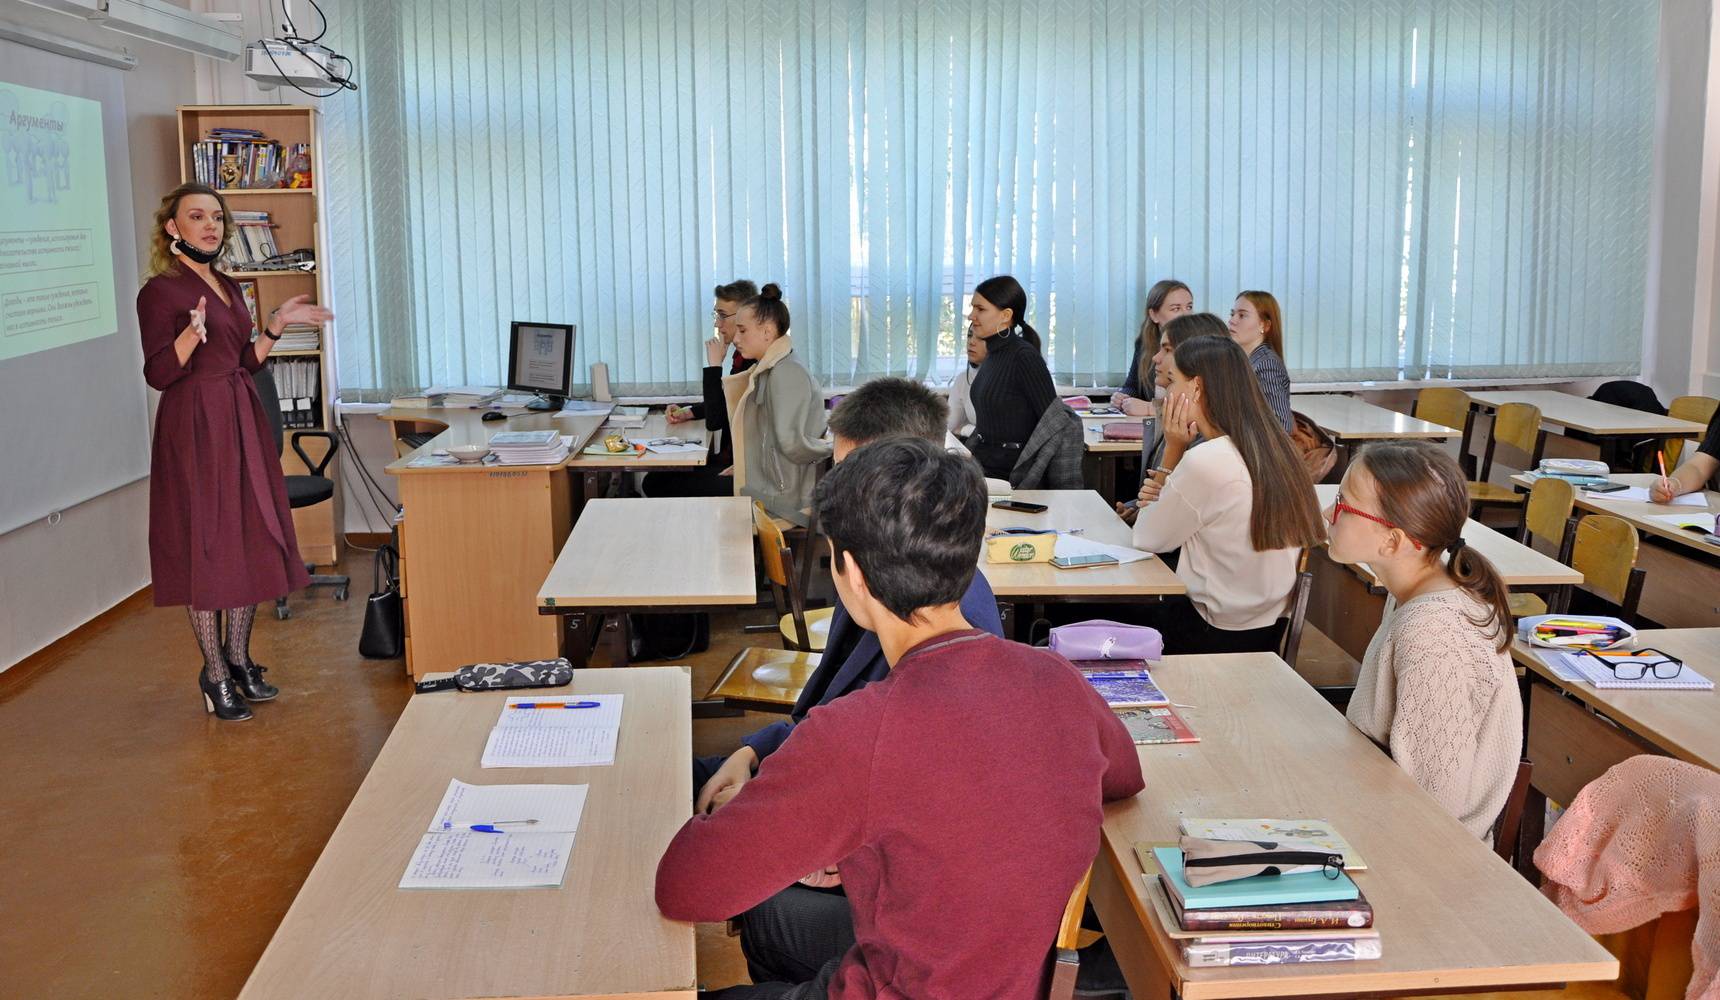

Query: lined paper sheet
[430,779,589,833]
[1587,486,1706,506]
[400,780,589,889]
[480,695,625,767]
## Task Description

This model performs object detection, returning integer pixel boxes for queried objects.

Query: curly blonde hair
[146,183,234,279]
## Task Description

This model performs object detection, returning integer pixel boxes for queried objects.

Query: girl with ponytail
[964,275,1058,479]
[1324,440,1523,841]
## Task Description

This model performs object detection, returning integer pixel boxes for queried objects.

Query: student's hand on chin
[1162,392,1198,447]
[705,336,727,367]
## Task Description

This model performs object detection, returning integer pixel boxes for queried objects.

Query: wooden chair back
[1277,551,1315,668]
[1479,403,1546,483]
[753,502,810,647]
[1047,867,1093,1000]
[1666,396,1719,467]
[1571,514,1646,618]
[1520,477,1578,562]
[1491,759,1534,866]
[1414,387,1472,431]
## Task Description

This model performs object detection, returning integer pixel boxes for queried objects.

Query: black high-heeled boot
[226,660,279,702]
[200,670,253,721]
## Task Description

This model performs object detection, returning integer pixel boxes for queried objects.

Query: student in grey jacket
[721,283,832,525]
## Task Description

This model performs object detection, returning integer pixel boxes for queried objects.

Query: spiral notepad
[1549,651,1714,691]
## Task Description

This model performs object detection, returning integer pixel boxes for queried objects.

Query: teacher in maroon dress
[137,183,334,721]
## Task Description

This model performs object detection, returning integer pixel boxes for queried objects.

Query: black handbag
[358,544,404,659]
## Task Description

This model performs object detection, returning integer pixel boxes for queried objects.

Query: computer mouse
[482,411,507,422]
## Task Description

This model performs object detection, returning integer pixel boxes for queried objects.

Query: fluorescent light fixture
[96,0,243,61]
[15,0,243,61]
[0,17,138,69]
[15,0,104,15]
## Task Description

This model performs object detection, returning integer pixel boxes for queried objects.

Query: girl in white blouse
[1324,441,1522,840]
[1130,335,1324,653]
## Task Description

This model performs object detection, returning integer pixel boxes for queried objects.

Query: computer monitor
[506,321,577,411]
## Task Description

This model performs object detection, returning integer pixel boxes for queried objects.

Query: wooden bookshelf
[176,104,342,568]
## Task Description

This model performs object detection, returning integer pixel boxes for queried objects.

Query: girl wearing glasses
[1325,441,1522,841]
[1129,335,1325,652]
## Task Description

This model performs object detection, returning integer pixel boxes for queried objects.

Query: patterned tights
[187,604,259,683]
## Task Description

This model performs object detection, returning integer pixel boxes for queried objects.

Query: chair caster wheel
[335,586,349,601]
[275,605,291,620]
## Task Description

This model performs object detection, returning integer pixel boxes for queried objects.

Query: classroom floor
[1,559,1621,999]
[0,554,757,998]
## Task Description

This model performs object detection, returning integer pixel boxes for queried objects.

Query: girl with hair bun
[1324,440,1522,841]
[722,283,832,525]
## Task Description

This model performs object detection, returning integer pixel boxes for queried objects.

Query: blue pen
[442,820,540,833]
[509,701,600,709]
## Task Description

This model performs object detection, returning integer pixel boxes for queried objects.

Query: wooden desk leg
[1089,849,1176,1000]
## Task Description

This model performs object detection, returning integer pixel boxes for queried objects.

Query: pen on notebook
[443,820,541,833]
[509,701,600,709]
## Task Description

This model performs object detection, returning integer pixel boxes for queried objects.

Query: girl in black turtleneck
[964,274,1057,479]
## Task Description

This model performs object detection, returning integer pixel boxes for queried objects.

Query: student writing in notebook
[657,438,1143,999]
[1651,406,1720,502]
[1129,334,1325,653]
[1324,441,1523,841]
[694,377,1003,809]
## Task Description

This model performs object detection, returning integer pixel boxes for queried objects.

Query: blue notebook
[1153,846,1360,911]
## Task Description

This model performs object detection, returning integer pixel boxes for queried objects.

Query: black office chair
[252,366,350,619]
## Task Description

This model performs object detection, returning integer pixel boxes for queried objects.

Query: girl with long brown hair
[1112,278,1192,416]
[1130,335,1324,653]
[138,182,333,721]
[1325,441,1522,840]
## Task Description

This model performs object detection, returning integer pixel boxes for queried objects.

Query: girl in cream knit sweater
[1324,441,1523,840]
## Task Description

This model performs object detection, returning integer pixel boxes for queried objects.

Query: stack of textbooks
[1139,820,1377,968]
[221,210,279,270]
[191,128,312,190]
[488,430,570,465]
[272,324,320,352]
[1074,661,1198,744]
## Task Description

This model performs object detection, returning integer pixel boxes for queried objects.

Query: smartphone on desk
[1051,553,1119,570]
[1587,482,1631,494]
[991,500,1049,514]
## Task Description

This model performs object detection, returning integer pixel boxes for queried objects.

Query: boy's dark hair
[827,377,948,446]
[713,279,758,303]
[815,437,985,623]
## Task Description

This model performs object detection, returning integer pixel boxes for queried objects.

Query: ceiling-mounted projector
[243,38,344,92]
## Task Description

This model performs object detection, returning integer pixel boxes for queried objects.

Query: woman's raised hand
[273,293,334,329]
[189,295,208,343]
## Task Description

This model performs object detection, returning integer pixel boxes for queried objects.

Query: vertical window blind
[317,0,1659,398]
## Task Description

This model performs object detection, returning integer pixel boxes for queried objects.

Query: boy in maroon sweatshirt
[655,437,1145,998]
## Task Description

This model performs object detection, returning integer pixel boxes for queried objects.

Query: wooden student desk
[379,406,712,678]
[237,667,695,1000]
[1307,484,1583,666]
[1294,394,1451,472]
[1513,629,1720,866]
[1468,391,1709,466]
[1507,472,1720,628]
[1089,651,1618,999]
[538,497,757,666]
[982,489,1184,599]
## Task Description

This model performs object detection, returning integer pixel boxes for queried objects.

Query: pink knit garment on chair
[1533,754,1720,1000]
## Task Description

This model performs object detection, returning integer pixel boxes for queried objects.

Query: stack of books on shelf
[273,324,320,352]
[192,128,312,189]
[488,430,570,465]
[221,210,279,270]
[268,357,321,429]
[1140,819,1377,968]
[1074,662,1198,745]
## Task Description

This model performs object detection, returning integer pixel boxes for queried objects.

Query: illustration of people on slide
[1,91,73,204]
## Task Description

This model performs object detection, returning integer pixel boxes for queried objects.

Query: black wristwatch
[263,327,282,341]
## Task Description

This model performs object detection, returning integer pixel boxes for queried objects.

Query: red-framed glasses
[1329,492,1423,549]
